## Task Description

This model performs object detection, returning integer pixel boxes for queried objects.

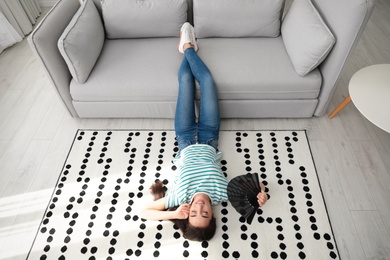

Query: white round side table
[328,64,390,133]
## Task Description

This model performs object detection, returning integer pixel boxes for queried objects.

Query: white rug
[28,130,339,259]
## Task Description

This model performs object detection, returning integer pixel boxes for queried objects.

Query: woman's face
[188,196,214,228]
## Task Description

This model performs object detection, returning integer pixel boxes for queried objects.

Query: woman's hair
[150,181,216,241]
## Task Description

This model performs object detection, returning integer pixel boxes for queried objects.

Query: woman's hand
[257,182,268,206]
[175,203,190,219]
[257,190,268,206]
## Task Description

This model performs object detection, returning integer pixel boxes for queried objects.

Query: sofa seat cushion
[196,37,322,100]
[70,37,322,103]
[70,38,182,102]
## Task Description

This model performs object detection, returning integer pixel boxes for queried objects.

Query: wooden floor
[0,1,389,259]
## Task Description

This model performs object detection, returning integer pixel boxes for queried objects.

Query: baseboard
[38,0,56,7]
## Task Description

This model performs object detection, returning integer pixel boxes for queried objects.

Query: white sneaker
[178,22,199,53]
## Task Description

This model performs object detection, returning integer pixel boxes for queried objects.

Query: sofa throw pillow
[194,0,285,38]
[102,0,187,39]
[58,0,104,84]
[281,0,335,77]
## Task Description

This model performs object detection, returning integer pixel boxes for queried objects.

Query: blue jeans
[175,48,220,151]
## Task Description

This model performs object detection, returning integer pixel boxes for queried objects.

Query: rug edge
[26,130,82,259]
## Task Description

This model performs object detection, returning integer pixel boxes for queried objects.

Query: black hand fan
[227,173,261,224]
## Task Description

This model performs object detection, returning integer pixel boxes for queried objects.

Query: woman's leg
[184,48,220,149]
[175,57,197,151]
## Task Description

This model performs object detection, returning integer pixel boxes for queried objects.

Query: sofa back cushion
[102,0,187,39]
[194,0,285,38]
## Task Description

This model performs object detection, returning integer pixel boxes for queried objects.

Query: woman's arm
[140,197,190,220]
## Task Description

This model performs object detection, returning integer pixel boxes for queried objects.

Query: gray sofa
[29,0,375,118]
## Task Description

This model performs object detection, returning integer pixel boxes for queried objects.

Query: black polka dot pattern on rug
[27,130,339,260]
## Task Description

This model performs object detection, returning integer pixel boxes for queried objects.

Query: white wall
[38,0,56,7]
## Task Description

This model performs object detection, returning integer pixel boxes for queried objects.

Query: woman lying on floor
[140,22,268,241]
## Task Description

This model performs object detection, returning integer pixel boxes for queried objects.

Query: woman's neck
[192,193,211,203]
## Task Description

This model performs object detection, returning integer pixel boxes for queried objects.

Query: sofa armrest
[28,0,81,117]
[313,0,375,116]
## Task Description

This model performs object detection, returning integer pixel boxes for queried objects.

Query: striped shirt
[165,144,228,208]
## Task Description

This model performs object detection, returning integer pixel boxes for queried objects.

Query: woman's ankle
[183,43,194,52]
